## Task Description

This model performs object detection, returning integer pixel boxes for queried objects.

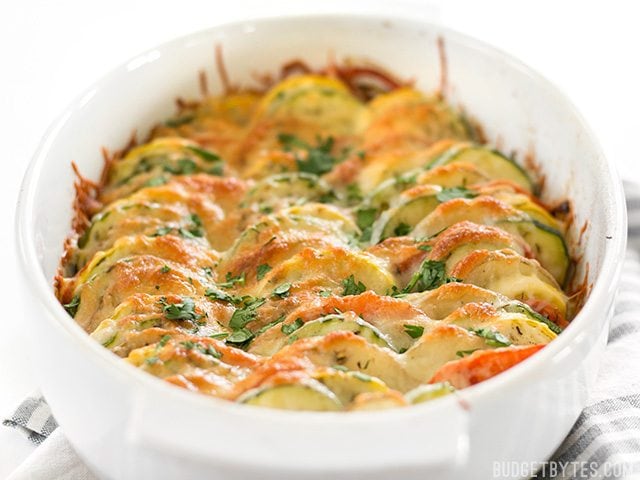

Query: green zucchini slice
[314,369,389,405]
[292,314,397,352]
[405,382,455,404]
[238,381,342,411]
[370,193,441,243]
[429,145,534,192]
[499,219,570,287]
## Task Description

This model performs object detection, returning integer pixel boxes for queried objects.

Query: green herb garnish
[469,328,512,348]
[394,222,412,237]
[281,318,304,335]
[456,349,479,358]
[403,259,447,293]
[228,297,267,330]
[256,264,272,281]
[272,282,292,298]
[356,207,377,242]
[436,186,477,203]
[341,275,366,296]
[278,133,338,175]
[403,324,424,339]
[187,145,221,163]
[217,272,246,289]
[159,297,202,322]
[63,295,80,317]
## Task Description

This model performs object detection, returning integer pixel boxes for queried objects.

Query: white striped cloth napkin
[4,184,640,480]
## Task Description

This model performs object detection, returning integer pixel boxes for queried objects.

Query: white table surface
[1,0,639,476]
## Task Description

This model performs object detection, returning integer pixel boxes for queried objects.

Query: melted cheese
[58,68,572,411]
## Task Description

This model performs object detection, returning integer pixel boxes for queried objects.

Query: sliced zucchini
[429,221,528,272]
[238,381,342,411]
[442,305,558,346]
[416,162,489,188]
[405,382,455,404]
[292,314,397,352]
[450,249,568,322]
[75,234,216,289]
[225,203,357,261]
[500,300,563,334]
[314,369,389,405]
[348,391,408,410]
[498,219,570,286]
[243,172,334,212]
[410,196,569,286]
[364,170,423,212]
[104,137,224,199]
[404,283,505,320]
[364,89,472,150]
[254,245,395,298]
[486,190,560,230]
[370,190,441,243]
[255,74,368,135]
[401,323,489,382]
[428,145,534,192]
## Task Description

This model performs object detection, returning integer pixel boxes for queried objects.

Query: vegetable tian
[56,59,573,411]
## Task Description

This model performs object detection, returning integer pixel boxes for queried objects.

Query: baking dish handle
[125,387,469,479]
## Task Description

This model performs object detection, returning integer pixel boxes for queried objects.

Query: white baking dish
[16,13,626,480]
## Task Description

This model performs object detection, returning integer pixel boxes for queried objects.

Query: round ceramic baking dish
[16,13,626,480]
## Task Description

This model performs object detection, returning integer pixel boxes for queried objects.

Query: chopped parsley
[209,332,230,340]
[469,328,512,347]
[158,334,171,347]
[341,275,367,296]
[144,176,168,187]
[187,145,221,163]
[255,314,286,336]
[228,297,267,330]
[278,133,338,175]
[164,158,197,175]
[356,206,377,242]
[346,183,364,203]
[272,282,292,298]
[197,343,222,359]
[394,172,418,188]
[217,272,246,289]
[403,259,447,293]
[394,222,412,237]
[63,295,80,317]
[417,243,432,252]
[165,114,195,128]
[281,318,304,335]
[225,328,254,344]
[256,264,272,281]
[403,324,424,339]
[159,297,202,322]
[152,226,173,237]
[160,265,171,274]
[456,349,479,358]
[436,186,477,203]
[204,288,236,304]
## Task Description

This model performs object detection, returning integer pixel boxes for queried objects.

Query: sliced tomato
[428,344,544,389]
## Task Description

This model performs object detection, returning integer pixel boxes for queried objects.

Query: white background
[1,0,638,476]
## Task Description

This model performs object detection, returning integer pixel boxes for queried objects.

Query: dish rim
[15,12,628,422]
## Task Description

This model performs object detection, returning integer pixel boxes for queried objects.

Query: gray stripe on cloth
[608,322,640,343]
[2,395,57,445]
[545,395,640,462]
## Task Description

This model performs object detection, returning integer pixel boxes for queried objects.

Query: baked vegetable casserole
[56,61,573,411]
